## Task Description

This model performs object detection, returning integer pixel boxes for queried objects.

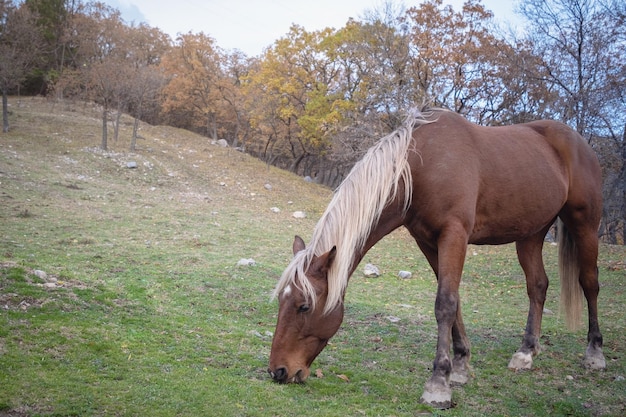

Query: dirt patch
[0,262,89,311]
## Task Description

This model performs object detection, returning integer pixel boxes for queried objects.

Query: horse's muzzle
[268,367,304,384]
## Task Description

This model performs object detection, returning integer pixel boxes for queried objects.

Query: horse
[267,109,606,409]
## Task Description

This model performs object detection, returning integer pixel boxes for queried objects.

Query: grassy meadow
[0,98,625,416]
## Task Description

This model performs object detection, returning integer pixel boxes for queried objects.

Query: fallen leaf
[315,368,324,378]
[336,374,350,382]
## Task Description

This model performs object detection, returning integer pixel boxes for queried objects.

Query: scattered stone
[264,183,272,190]
[33,270,47,280]
[398,270,412,279]
[543,307,554,315]
[614,375,625,382]
[292,211,306,219]
[216,139,228,147]
[43,282,57,289]
[237,258,256,266]
[126,161,138,169]
[387,316,401,323]
[363,263,380,277]
[566,375,574,381]
[304,176,314,183]
[270,207,281,213]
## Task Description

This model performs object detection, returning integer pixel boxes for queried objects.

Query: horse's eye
[298,304,310,313]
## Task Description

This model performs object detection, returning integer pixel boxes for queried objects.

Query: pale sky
[103,0,522,56]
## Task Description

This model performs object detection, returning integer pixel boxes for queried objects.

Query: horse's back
[409,111,601,244]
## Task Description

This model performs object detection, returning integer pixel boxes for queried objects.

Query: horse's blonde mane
[274,110,436,314]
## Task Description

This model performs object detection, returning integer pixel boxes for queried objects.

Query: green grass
[1,97,625,416]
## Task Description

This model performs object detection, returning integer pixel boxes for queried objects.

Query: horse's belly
[470,185,565,244]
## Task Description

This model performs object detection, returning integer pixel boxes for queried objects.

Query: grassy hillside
[1,97,624,416]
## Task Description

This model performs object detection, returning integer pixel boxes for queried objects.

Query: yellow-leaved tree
[244,24,351,174]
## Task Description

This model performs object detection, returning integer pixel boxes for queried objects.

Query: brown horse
[268,109,605,409]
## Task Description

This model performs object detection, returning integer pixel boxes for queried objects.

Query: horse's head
[268,236,344,383]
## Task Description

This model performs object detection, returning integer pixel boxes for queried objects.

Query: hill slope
[1,97,625,417]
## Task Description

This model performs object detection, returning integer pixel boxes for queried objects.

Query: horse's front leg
[420,231,467,409]
[421,286,463,408]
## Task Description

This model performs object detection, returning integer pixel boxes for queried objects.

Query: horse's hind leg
[560,217,606,369]
[508,232,550,370]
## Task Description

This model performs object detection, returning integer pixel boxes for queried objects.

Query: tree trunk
[113,110,122,142]
[101,106,108,150]
[2,86,8,133]
[131,117,140,151]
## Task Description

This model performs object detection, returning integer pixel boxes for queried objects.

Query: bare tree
[518,0,625,135]
[0,1,44,132]
[128,65,166,151]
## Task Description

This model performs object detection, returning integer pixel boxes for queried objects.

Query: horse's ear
[314,246,336,274]
[293,235,306,255]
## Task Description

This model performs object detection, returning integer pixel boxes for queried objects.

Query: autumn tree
[318,7,412,184]
[215,50,252,149]
[75,3,132,149]
[404,0,514,124]
[245,24,351,175]
[116,23,170,149]
[0,0,45,132]
[160,32,225,139]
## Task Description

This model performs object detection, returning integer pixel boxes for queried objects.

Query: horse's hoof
[583,346,606,370]
[508,351,533,370]
[450,359,471,386]
[421,380,452,409]
[450,369,469,386]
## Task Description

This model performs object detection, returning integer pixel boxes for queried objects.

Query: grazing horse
[268,109,605,409]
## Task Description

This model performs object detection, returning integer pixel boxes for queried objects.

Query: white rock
[292,211,306,219]
[398,270,412,279]
[270,207,281,213]
[363,263,380,277]
[33,270,47,280]
[237,258,256,266]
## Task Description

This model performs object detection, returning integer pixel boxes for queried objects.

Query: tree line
[1,0,624,243]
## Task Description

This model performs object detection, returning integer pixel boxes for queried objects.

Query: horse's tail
[557,218,584,331]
